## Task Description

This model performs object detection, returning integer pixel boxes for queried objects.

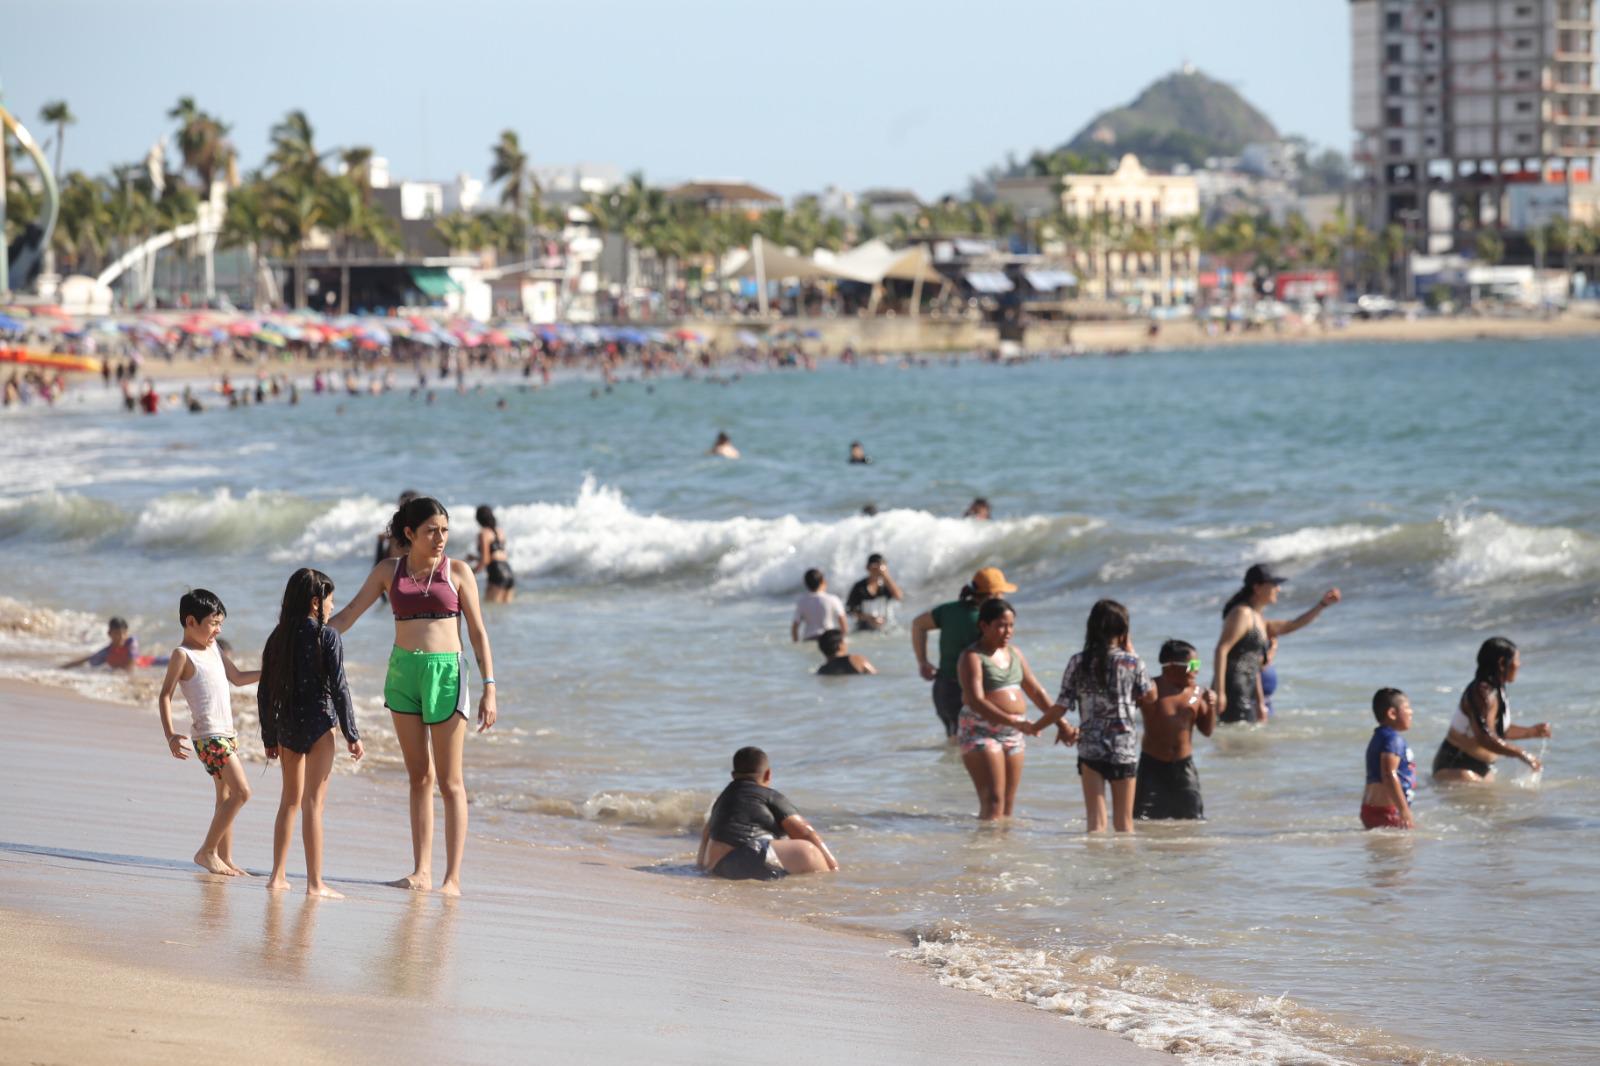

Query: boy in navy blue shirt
[1361,688,1416,829]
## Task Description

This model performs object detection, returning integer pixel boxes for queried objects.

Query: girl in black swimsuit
[473,505,515,603]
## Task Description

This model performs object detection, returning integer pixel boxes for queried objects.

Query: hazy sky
[3,0,1350,200]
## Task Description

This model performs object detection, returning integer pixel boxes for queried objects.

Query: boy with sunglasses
[1133,639,1218,820]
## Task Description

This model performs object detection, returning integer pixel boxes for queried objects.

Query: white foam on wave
[483,477,1097,597]
[897,930,1468,1066]
[1436,510,1599,589]
[1251,523,1399,564]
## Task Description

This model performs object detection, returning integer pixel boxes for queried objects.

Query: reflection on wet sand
[371,893,459,999]
[261,891,322,978]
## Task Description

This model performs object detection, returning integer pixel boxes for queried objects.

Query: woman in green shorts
[331,496,498,896]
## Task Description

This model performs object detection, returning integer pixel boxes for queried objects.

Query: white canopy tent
[828,239,947,316]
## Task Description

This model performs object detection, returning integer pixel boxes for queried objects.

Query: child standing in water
[258,569,364,896]
[1133,640,1217,821]
[1034,599,1156,833]
[1362,688,1416,829]
[156,590,261,875]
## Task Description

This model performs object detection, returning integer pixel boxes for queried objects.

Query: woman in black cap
[1211,564,1341,724]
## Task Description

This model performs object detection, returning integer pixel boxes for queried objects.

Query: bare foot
[225,862,252,876]
[386,873,432,892]
[436,880,461,898]
[266,877,292,892]
[306,884,345,900]
[193,850,233,876]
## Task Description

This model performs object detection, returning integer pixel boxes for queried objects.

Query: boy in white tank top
[156,590,261,876]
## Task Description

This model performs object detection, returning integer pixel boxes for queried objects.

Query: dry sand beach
[0,679,1171,1065]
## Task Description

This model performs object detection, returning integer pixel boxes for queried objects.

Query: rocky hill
[1056,67,1279,172]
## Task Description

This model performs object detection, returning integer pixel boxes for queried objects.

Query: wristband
[482,678,495,686]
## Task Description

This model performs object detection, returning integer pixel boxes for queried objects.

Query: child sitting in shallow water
[155,589,261,876]
[258,569,363,897]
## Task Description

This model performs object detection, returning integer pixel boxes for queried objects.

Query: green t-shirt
[931,600,980,679]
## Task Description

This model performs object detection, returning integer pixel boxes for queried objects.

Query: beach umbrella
[0,313,23,332]
[736,330,761,345]
[484,329,511,347]
[228,320,260,337]
[409,332,439,348]
[801,329,821,339]
[672,328,703,342]
[255,331,287,348]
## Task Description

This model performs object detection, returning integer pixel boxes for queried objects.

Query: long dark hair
[476,504,497,530]
[389,496,448,551]
[1473,636,1517,687]
[1072,598,1130,693]
[259,568,335,737]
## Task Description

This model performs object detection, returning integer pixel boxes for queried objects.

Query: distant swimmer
[61,616,141,670]
[792,568,848,642]
[696,747,839,880]
[709,430,740,459]
[963,497,991,520]
[845,552,903,631]
[1432,637,1551,783]
[1212,565,1340,724]
[1032,599,1154,833]
[1361,688,1416,829]
[473,505,515,604]
[375,489,421,566]
[911,567,1017,739]
[848,440,871,464]
[1132,640,1217,821]
[816,628,876,675]
[956,598,1062,821]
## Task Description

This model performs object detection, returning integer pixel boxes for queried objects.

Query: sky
[3,0,1351,200]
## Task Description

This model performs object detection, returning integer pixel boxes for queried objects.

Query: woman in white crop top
[1431,636,1552,783]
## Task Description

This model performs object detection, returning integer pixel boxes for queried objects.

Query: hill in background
[1062,67,1279,171]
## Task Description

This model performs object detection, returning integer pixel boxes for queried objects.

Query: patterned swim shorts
[194,734,238,777]
[956,710,1026,756]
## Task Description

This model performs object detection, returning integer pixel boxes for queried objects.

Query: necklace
[406,555,439,598]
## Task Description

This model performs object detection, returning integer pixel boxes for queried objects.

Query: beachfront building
[994,154,1201,307]
[664,180,782,218]
[1351,0,1600,255]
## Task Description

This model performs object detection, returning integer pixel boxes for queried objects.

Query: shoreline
[16,310,1600,386]
[0,676,1172,1065]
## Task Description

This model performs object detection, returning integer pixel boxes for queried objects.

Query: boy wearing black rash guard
[1133,640,1218,820]
[696,748,839,881]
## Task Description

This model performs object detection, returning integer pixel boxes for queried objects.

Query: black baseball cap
[1244,563,1287,586]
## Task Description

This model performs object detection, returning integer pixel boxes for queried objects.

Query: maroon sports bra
[389,557,461,621]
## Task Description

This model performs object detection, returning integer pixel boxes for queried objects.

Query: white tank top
[1450,684,1509,738]
[178,642,234,738]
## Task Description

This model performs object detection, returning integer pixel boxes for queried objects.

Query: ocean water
[2,340,1597,1065]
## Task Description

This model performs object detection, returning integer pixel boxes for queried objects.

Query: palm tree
[220,178,274,308]
[39,100,75,178]
[168,97,233,192]
[268,110,322,181]
[54,171,110,273]
[322,172,399,312]
[434,212,487,254]
[1473,230,1506,267]
[490,130,532,256]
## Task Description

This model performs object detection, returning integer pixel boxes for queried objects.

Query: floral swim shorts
[956,710,1025,757]
[194,734,238,777]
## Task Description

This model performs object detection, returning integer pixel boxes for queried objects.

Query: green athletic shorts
[384,646,466,725]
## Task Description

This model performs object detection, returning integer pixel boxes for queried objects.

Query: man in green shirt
[910,567,1019,738]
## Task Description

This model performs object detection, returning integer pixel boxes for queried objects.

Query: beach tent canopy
[829,240,947,286]
[723,239,839,281]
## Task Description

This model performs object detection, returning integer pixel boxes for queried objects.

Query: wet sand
[0,679,1170,1065]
